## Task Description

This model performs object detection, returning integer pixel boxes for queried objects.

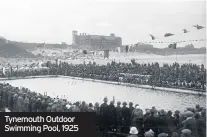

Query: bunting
[149,34,155,40]
[193,24,204,30]
[148,24,204,40]
[164,33,174,37]
[136,39,206,44]
[182,29,189,33]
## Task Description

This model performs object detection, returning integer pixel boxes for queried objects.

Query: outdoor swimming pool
[3,77,206,111]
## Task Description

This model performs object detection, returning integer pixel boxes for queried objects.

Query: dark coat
[108,104,116,127]
[121,106,131,123]
[196,118,206,137]
[116,106,122,126]
[144,115,159,136]
[183,118,198,137]
[166,115,177,133]
[157,115,170,134]
[100,103,110,129]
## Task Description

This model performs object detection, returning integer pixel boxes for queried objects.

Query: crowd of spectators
[46,60,206,91]
[0,83,206,137]
[1,60,205,92]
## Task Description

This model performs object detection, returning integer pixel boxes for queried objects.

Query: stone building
[72,30,122,50]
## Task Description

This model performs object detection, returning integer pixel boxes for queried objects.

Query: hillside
[0,38,35,58]
[11,41,69,50]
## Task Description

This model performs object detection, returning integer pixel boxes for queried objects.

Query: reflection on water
[3,78,206,111]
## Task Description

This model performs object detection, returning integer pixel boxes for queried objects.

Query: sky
[0,0,206,47]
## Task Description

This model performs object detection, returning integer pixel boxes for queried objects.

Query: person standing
[116,101,122,131]
[100,97,110,133]
[108,101,116,131]
[121,102,131,134]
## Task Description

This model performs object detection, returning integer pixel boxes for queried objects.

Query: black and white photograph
[0,0,206,137]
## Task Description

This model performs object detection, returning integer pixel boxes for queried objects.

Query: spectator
[127,127,139,137]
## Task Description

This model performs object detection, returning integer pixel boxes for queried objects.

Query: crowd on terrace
[2,60,204,91]
[0,83,206,137]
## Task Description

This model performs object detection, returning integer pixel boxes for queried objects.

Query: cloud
[96,22,112,27]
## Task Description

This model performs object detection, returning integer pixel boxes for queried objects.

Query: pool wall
[0,75,205,96]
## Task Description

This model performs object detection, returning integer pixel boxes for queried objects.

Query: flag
[164,33,174,37]
[2,67,5,76]
[168,43,177,49]
[10,66,12,75]
[193,24,204,30]
[149,34,155,40]
[182,29,189,33]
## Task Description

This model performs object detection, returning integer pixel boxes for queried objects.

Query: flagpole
[176,52,177,63]
[44,43,46,63]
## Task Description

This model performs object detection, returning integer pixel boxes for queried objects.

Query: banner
[104,49,109,58]
[0,112,96,137]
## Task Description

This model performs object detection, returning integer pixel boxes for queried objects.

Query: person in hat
[71,102,80,112]
[144,129,154,137]
[100,97,110,132]
[8,92,14,112]
[128,127,139,137]
[17,94,24,112]
[151,106,157,115]
[12,94,18,112]
[183,111,198,137]
[94,102,101,132]
[23,95,30,112]
[129,102,135,115]
[195,104,201,112]
[116,101,122,131]
[158,133,168,137]
[144,109,159,136]
[131,105,143,130]
[171,132,179,137]
[166,110,176,134]
[65,104,71,112]
[80,101,87,112]
[181,129,192,137]
[144,109,151,118]
[46,102,53,112]
[108,101,116,131]
[88,103,94,112]
[30,96,37,112]
[121,102,130,134]
[34,98,42,112]
[200,109,206,121]
[194,112,206,137]
[157,109,170,134]
[7,91,13,111]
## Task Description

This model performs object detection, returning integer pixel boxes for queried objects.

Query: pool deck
[0,75,206,96]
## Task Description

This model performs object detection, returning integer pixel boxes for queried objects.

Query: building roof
[0,36,6,40]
